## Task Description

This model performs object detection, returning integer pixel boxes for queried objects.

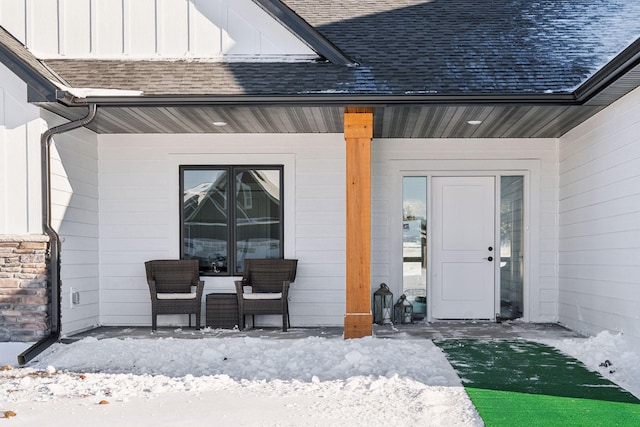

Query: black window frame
[179,164,284,276]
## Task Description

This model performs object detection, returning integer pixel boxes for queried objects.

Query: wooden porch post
[343,107,373,339]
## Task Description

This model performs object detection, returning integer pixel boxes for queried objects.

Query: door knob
[488,246,493,251]
[483,256,493,261]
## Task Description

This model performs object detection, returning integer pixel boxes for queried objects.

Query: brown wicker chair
[144,259,204,330]
[234,258,298,332]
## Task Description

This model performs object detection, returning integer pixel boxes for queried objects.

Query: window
[500,176,524,320]
[180,165,284,275]
[402,176,427,320]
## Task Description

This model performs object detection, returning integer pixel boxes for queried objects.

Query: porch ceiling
[40,102,604,138]
[38,56,640,138]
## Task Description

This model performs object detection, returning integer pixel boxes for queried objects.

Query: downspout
[18,104,98,365]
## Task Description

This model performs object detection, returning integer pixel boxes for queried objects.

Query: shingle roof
[11,1,640,97]
[286,0,640,94]
[42,60,362,96]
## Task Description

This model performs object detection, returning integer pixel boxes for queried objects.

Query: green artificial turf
[435,340,640,427]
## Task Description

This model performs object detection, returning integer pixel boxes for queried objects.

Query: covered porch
[1,0,639,363]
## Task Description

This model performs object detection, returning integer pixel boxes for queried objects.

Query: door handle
[483,256,493,262]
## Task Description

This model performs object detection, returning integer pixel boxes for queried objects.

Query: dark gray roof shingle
[285,0,640,94]
[10,1,640,97]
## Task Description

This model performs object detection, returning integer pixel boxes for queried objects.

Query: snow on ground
[0,331,638,426]
[0,343,30,367]
[539,331,640,399]
[0,336,481,426]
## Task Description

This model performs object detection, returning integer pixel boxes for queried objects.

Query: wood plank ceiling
[43,102,604,138]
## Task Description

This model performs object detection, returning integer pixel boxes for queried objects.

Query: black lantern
[373,283,393,325]
[393,294,414,324]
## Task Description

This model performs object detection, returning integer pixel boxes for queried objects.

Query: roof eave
[251,0,358,67]
[55,91,579,107]
[574,37,640,103]
[0,42,59,102]
[54,35,640,108]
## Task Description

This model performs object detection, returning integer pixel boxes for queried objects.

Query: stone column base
[0,235,50,342]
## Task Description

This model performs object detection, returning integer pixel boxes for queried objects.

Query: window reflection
[500,176,524,319]
[183,169,229,273]
[235,170,282,272]
[403,177,427,320]
[181,166,283,275]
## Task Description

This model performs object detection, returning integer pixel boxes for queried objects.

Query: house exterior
[1,0,639,362]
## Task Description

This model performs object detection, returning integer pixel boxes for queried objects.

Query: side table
[206,293,239,329]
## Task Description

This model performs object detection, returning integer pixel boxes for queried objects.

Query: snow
[0,336,481,426]
[539,331,640,399]
[56,84,144,98]
[0,331,638,426]
[0,343,31,366]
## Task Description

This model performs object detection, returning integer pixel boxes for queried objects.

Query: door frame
[389,159,539,323]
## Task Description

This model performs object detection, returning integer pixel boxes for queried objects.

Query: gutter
[574,38,640,103]
[57,92,581,107]
[18,104,98,366]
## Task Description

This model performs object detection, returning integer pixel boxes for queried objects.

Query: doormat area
[435,340,640,427]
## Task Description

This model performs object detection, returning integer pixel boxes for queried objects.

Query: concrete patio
[61,321,586,343]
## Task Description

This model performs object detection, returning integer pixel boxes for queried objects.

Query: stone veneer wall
[0,235,50,342]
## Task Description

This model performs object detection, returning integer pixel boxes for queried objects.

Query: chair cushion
[156,292,197,300]
[243,292,282,300]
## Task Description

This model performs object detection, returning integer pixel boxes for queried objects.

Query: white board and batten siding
[371,138,559,323]
[98,133,346,329]
[0,63,42,236]
[559,86,640,344]
[0,0,316,60]
[0,59,100,334]
[42,111,101,335]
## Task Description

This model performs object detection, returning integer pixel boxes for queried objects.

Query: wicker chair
[144,259,204,330]
[234,258,298,331]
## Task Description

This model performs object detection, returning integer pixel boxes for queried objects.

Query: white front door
[432,176,496,319]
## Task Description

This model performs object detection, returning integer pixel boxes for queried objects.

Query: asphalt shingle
[14,1,640,96]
